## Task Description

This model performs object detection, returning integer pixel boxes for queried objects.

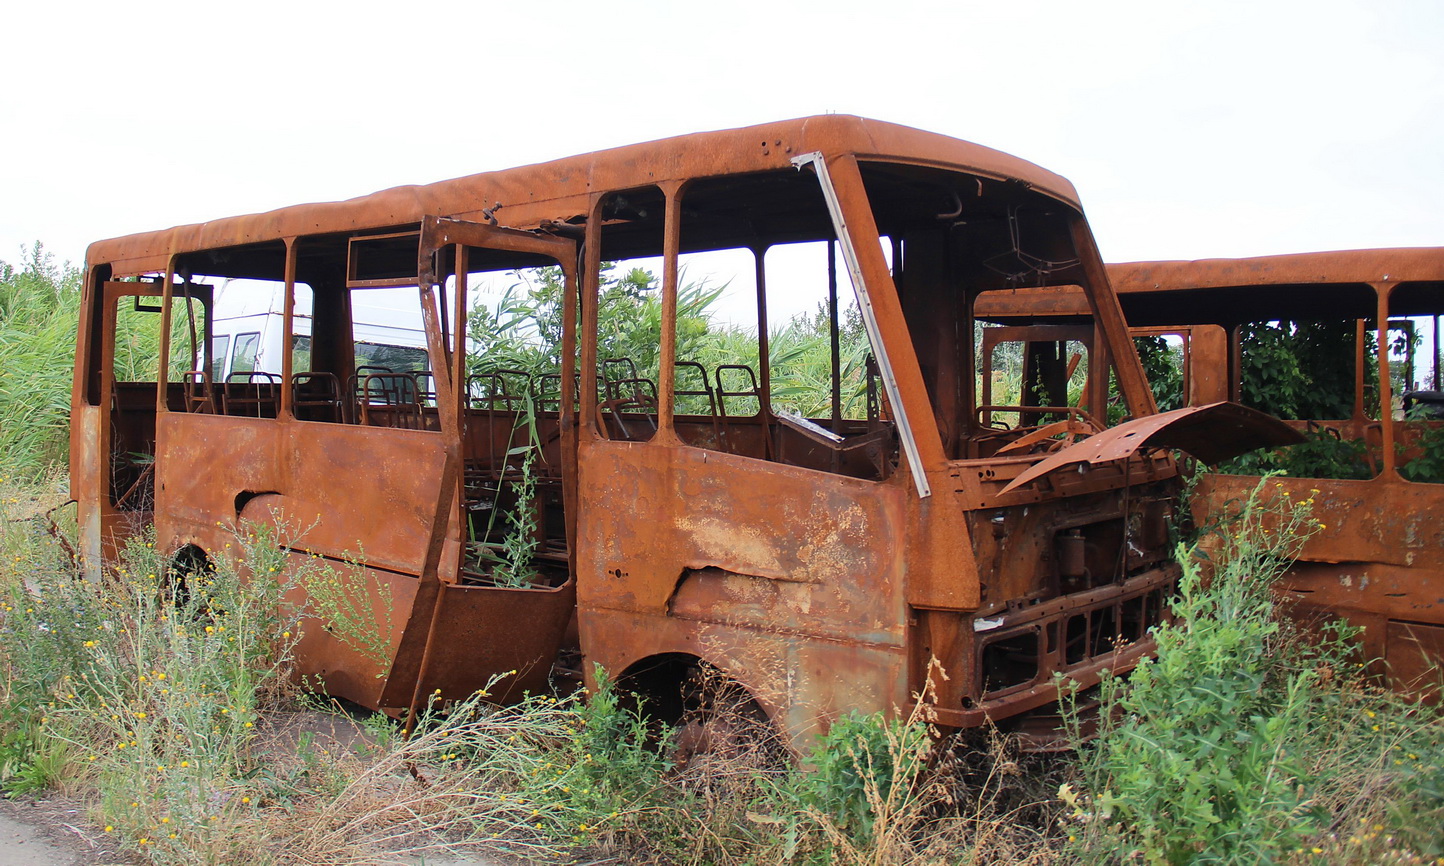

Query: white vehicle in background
[207,280,428,381]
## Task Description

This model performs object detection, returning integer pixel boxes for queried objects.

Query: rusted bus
[978,249,1444,698]
[71,116,1269,748]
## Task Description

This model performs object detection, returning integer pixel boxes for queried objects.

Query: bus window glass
[290,335,311,374]
[210,334,231,381]
[231,332,260,374]
[356,341,426,372]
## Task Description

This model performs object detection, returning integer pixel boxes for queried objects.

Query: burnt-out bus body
[71,117,1271,744]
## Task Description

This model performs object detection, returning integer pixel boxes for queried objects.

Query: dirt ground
[0,742,510,866]
[0,796,509,865]
[0,707,507,865]
[0,796,130,865]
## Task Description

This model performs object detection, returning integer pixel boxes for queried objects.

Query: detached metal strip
[792,152,931,498]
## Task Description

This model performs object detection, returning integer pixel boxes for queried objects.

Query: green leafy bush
[1238,321,1360,421]
[1399,415,1444,484]
[793,710,930,846]
[1067,477,1444,864]
[1218,426,1375,480]
[1136,335,1185,411]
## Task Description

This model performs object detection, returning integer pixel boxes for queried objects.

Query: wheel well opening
[619,653,786,767]
[617,653,773,727]
[617,653,704,725]
[167,544,215,605]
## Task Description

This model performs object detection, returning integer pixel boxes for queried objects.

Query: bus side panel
[1196,474,1444,570]
[585,608,908,748]
[154,415,448,575]
[286,556,422,708]
[575,440,911,735]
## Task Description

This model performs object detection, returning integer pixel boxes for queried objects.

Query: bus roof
[87,115,1082,276]
[973,247,1444,325]
[1108,247,1444,293]
[1105,248,1444,324]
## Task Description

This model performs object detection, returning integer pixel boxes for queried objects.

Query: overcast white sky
[2,0,1441,274]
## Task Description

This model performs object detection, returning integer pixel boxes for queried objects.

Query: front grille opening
[1083,519,1125,586]
[1089,605,1120,655]
[1120,594,1146,642]
[1064,614,1088,666]
[981,630,1040,694]
[1055,518,1129,590]
[1059,591,1168,673]
[1144,589,1165,628]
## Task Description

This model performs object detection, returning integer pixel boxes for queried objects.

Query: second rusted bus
[978,249,1444,696]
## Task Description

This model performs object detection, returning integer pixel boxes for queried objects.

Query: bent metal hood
[1000,402,1304,495]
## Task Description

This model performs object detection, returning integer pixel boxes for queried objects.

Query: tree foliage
[1135,335,1184,412]
[466,264,724,383]
[1237,320,1359,420]
[465,264,876,419]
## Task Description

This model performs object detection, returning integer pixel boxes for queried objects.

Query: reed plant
[0,245,82,479]
[0,244,190,481]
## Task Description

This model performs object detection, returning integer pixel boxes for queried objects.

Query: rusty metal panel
[1385,621,1444,703]
[1200,475,1444,573]
[580,607,909,755]
[1197,474,1444,696]
[575,438,909,637]
[381,581,575,707]
[292,560,423,709]
[156,414,449,575]
[1108,248,1444,293]
[1185,326,1230,405]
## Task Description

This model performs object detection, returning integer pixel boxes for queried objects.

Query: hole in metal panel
[982,630,1040,694]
